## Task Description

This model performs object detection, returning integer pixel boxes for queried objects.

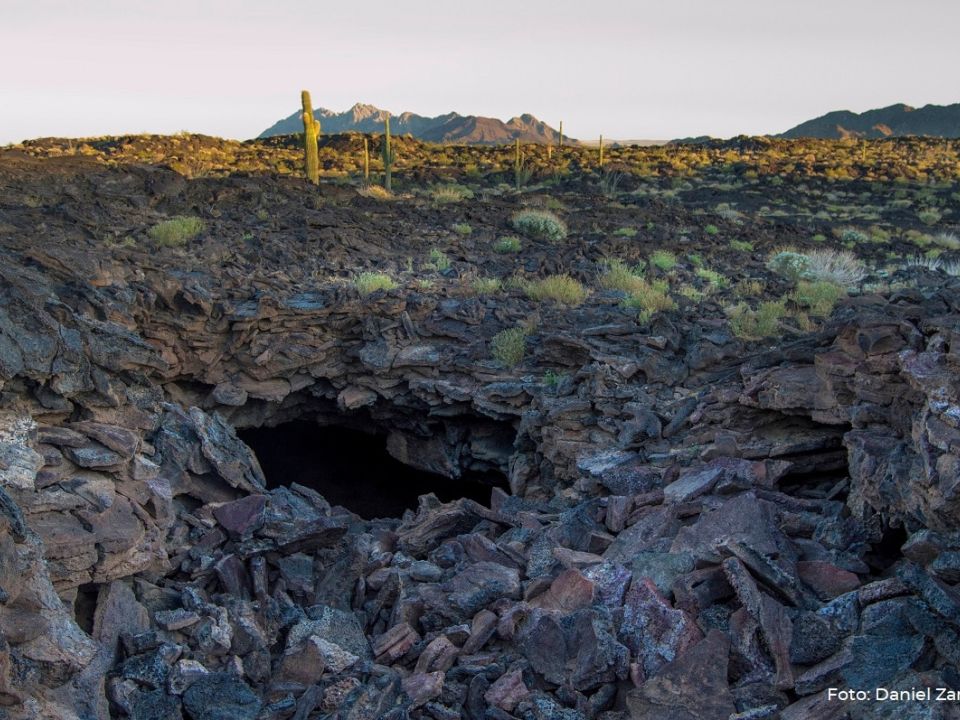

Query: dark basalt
[0,148,959,719]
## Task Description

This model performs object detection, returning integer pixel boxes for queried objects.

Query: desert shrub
[791,280,845,316]
[734,279,765,297]
[494,236,521,253]
[427,249,451,271]
[148,216,204,247]
[491,327,527,367]
[727,300,787,340]
[730,239,753,252]
[839,228,869,244]
[932,232,960,250]
[613,227,638,238]
[650,250,677,271]
[906,256,960,276]
[767,251,810,281]
[695,267,728,289]
[431,183,473,204]
[354,272,396,295]
[918,208,942,226]
[452,223,472,235]
[511,209,567,241]
[543,369,564,388]
[471,277,502,295]
[524,274,588,306]
[803,249,866,286]
[704,224,719,235]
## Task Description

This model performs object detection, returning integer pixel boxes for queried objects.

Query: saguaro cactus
[363,136,370,183]
[514,138,522,190]
[599,135,604,168]
[558,121,563,149]
[382,114,396,192]
[301,90,320,185]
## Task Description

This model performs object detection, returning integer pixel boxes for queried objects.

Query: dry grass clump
[354,272,397,295]
[511,209,567,241]
[599,259,647,293]
[524,274,588,306]
[803,249,866,286]
[768,248,866,287]
[471,277,502,295]
[148,216,204,247]
[932,232,960,250]
[358,185,393,200]
[430,183,473,204]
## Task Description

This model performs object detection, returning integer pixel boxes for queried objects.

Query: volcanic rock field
[1,135,959,720]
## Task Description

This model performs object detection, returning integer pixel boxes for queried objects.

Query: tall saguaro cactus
[558,121,563,149]
[363,136,370,183]
[382,114,396,192]
[301,90,320,185]
[514,138,523,191]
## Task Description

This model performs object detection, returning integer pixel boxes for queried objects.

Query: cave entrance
[237,421,510,520]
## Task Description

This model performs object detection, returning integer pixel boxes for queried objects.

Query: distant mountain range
[258,103,572,145]
[779,102,960,139]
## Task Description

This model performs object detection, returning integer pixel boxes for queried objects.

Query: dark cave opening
[237,421,510,520]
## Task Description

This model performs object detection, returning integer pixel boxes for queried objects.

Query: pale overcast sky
[2,0,958,144]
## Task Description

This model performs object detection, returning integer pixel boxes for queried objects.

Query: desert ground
[1,133,959,719]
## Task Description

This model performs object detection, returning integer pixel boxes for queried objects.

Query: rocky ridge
[0,152,959,719]
[258,104,570,145]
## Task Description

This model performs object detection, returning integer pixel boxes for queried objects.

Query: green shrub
[695,267,728,289]
[730,239,753,252]
[622,278,674,323]
[494,236,522,253]
[613,227,638,237]
[727,300,787,340]
[148,216,204,247]
[452,223,472,235]
[918,208,942,226]
[354,272,396,295]
[524,274,588,306]
[768,251,810,281]
[840,228,869,244]
[791,280,845,316]
[511,209,567,241]
[650,250,677,271]
[491,327,527,367]
[428,249,451,271]
[543,369,564,388]
[704,224,719,235]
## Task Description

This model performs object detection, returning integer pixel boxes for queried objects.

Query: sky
[2,0,959,145]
